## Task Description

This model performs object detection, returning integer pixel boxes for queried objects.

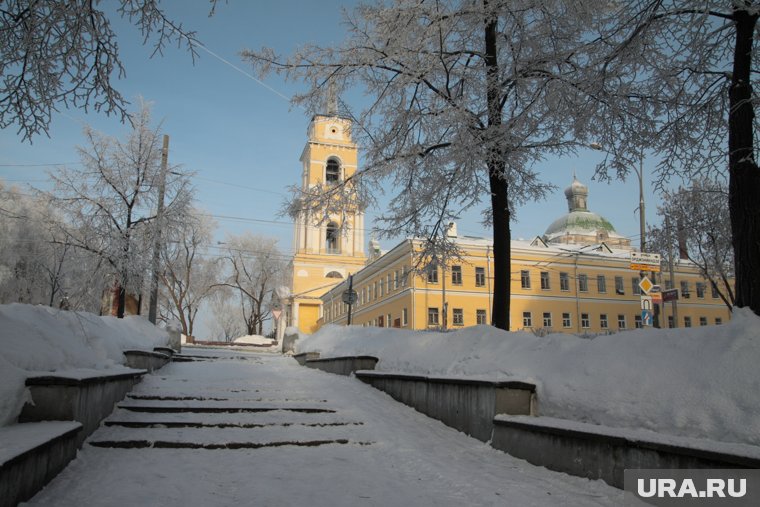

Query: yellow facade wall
[321,237,733,333]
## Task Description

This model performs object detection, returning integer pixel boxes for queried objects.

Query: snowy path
[25,349,626,506]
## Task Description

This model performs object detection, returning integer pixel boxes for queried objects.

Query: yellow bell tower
[290,113,366,333]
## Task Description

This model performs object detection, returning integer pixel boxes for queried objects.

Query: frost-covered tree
[0,0,219,141]
[208,289,246,342]
[0,180,107,310]
[586,0,760,315]
[648,180,734,311]
[48,102,193,318]
[159,211,220,337]
[218,234,287,336]
[243,0,606,330]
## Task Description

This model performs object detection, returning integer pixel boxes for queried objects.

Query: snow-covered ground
[24,350,628,506]
[0,303,169,426]
[297,309,760,447]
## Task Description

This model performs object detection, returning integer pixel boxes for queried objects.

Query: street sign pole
[346,275,354,325]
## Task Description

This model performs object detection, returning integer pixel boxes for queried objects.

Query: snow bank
[233,335,274,346]
[0,303,169,426]
[297,309,760,447]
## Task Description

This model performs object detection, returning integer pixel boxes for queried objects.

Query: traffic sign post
[638,276,654,295]
[342,275,357,325]
[641,309,653,326]
[630,252,662,273]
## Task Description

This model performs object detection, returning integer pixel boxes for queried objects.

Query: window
[394,270,399,290]
[387,313,392,328]
[665,280,673,290]
[681,281,690,298]
[476,309,487,325]
[427,265,438,284]
[562,313,571,328]
[475,267,486,287]
[402,308,408,326]
[325,222,340,254]
[581,313,590,329]
[325,158,340,183]
[428,307,439,326]
[452,265,462,285]
[379,278,385,297]
[696,282,705,298]
[715,317,722,325]
[542,312,552,328]
[668,316,675,328]
[387,274,392,293]
[373,282,377,300]
[578,274,588,292]
[615,276,625,295]
[522,311,532,328]
[453,308,464,326]
[618,314,626,329]
[600,314,608,329]
[597,275,607,293]
[401,266,409,287]
[684,316,692,327]
[711,282,719,299]
[521,270,531,289]
[540,271,550,290]
[635,315,643,329]
[632,277,641,295]
[699,316,707,326]
[560,272,570,291]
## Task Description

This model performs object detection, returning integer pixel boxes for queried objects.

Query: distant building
[318,180,731,333]
[287,113,731,334]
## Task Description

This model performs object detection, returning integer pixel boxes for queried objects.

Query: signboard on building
[662,288,679,302]
[630,252,662,272]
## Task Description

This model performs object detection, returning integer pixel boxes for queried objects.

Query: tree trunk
[728,8,760,315]
[117,284,126,318]
[484,4,510,330]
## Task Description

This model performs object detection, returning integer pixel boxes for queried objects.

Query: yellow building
[318,179,732,333]
[289,112,367,334]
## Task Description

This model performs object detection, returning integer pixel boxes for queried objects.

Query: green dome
[543,177,629,245]
[544,211,617,240]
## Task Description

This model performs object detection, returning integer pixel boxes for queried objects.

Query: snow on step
[89,423,371,447]
[116,402,333,414]
[104,409,355,427]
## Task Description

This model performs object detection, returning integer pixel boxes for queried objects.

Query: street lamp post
[589,143,658,328]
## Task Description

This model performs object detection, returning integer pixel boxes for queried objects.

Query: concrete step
[88,438,370,450]
[104,420,363,429]
[116,404,336,414]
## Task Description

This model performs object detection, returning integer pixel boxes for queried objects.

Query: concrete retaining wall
[123,349,170,372]
[304,356,378,376]
[492,415,760,488]
[293,352,320,366]
[355,371,536,442]
[0,421,81,507]
[19,370,146,447]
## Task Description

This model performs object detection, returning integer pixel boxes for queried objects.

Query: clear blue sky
[0,0,662,257]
